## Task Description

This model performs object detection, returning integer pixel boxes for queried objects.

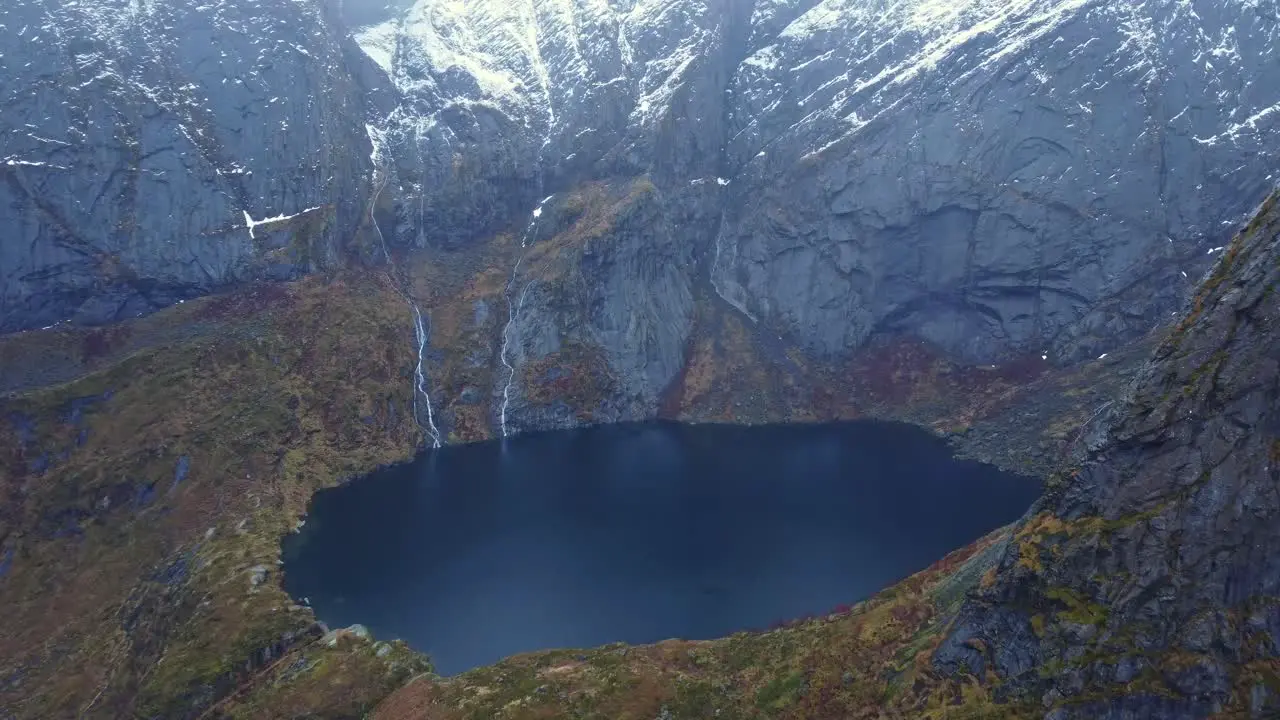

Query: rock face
[715,0,1280,363]
[4,0,1280,434]
[935,191,1280,718]
[0,0,381,332]
[494,179,712,434]
[364,0,1280,375]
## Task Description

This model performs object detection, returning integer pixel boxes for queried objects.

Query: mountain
[362,0,1280,371]
[1,1,1280,717]
[936,190,1280,718]
[351,0,1278,435]
[0,0,383,333]
[4,0,1279,441]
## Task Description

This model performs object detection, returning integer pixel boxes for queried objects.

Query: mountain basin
[282,421,1040,675]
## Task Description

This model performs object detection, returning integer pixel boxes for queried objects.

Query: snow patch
[354,20,401,74]
[242,206,322,240]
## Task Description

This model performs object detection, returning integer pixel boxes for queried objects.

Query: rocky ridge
[934,190,1280,718]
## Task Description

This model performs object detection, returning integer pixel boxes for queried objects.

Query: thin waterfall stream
[497,193,555,438]
[366,124,441,448]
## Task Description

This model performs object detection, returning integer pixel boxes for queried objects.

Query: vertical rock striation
[0,0,381,332]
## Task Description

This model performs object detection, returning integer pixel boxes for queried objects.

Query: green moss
[670,678,725,717]
[1045,587,1108,626]
[1183,350,1229,397]
[1030,615,1047,636]
[755,670,805,710]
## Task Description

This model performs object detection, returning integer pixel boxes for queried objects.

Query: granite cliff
[1,0,384,332]
[4,0,1280,441]
[354,0,1280,440]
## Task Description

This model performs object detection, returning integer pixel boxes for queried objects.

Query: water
[499,193,555,437]
[282,421,1040,675]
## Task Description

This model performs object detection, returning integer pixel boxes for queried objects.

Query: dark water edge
[283,420,1041,675]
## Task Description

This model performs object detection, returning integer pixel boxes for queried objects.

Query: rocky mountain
[2,1,1280,717]
[366,0,1279,353]
[3,0,1279,439]
[0,0,383,333]
[349,0,1279,437]
[934,190,1280,718]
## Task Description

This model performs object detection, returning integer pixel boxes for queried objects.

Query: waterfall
[410,305,442,448]
[710,215,758,323]
[497,194,555,438]
[496,4,560,439]
[367,124,442,449]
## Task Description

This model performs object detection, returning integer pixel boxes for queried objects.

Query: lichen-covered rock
[935,190,1280,718]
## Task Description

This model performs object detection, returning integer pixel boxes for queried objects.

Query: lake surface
[282,421,1039,675]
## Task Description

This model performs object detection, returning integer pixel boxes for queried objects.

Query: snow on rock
[242,206,323,240]
[717,0,1280,361]
[354,19,401,75]
[339,0,1278,365]
[6,0,1279,368]
[0,0,374,333]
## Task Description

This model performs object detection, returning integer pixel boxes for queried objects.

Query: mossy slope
[0,273,429,718]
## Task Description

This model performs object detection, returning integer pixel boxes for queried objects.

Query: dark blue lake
[281,421,1039,675]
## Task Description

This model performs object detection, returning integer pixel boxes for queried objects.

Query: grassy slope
[666,283,1154,479]
[0,273,429,718]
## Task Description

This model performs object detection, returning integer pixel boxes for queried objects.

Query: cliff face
[936,190,1280,718]
[373,0,1277,357]
[357,0,1280,436]
[3,0,1279,440]
[714,0,1280,364]
[0,0,382,333]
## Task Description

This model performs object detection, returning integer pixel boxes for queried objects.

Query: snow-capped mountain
[717,0,1280,360]
[3,0,1279,376]
[348,0,1279,375]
